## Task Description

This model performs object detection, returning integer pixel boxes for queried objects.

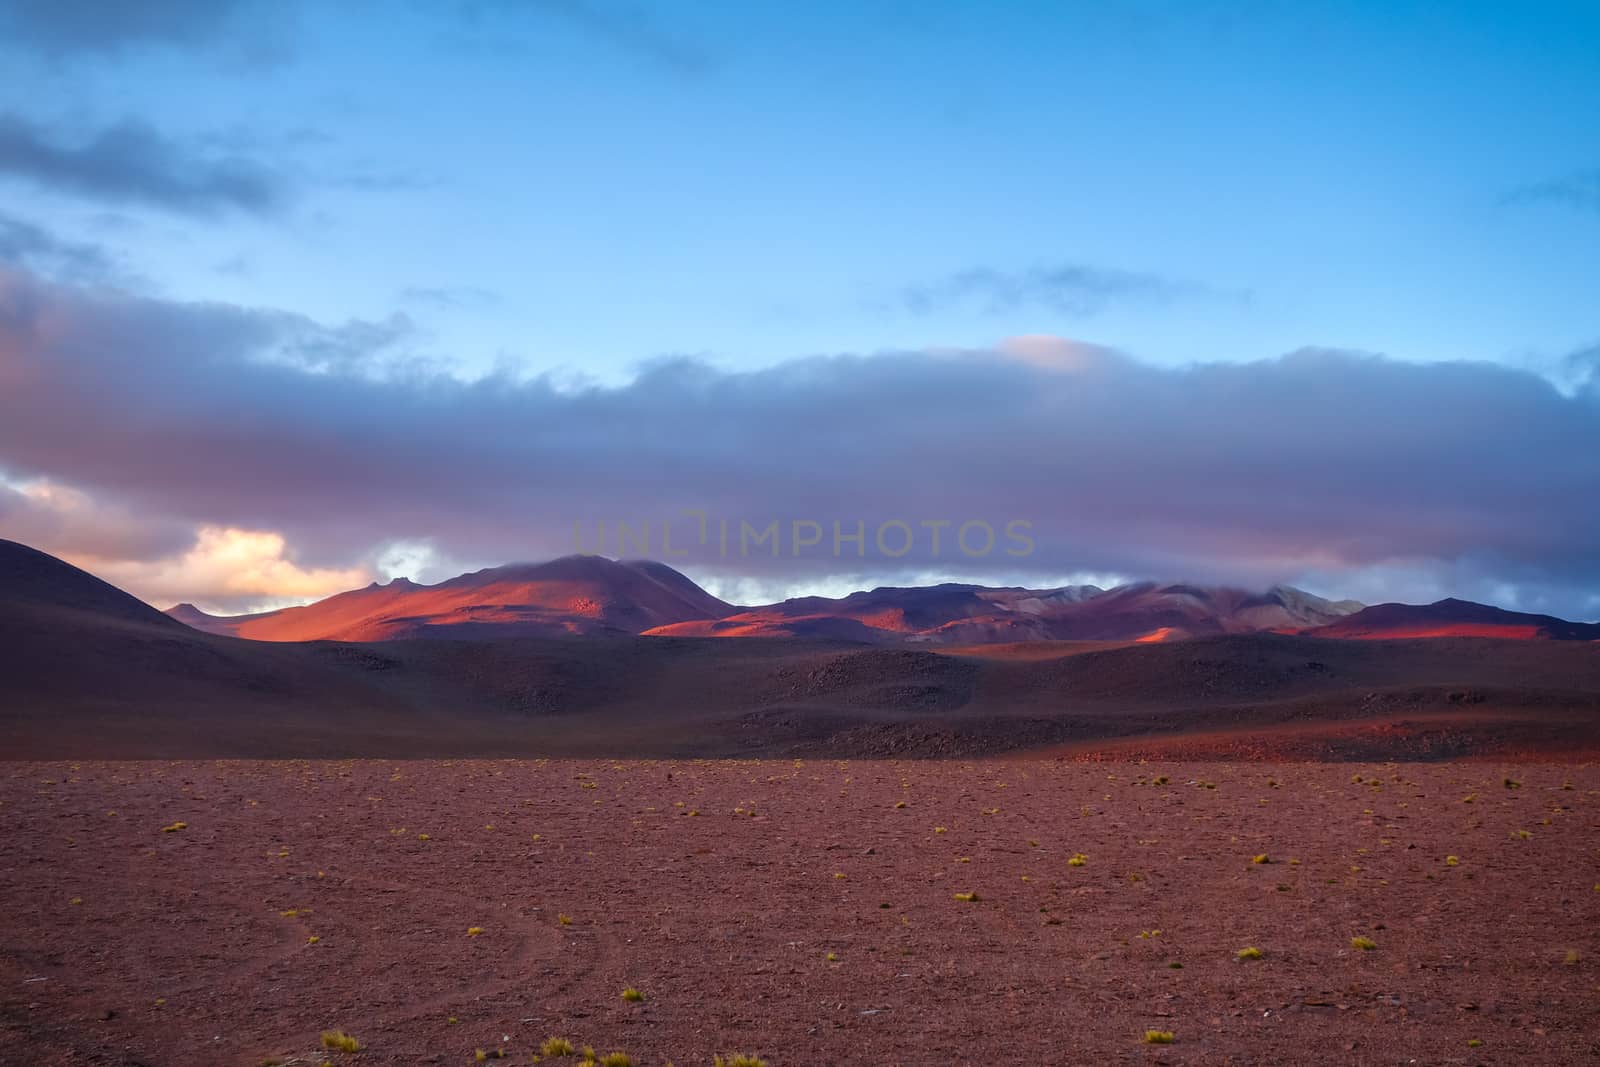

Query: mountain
[0,538,181,627]
[5,539,1600,760]
[644,580,1362,644]
[158,552,1600,647]
[170,555,736,641]
[1304,598,1600,641]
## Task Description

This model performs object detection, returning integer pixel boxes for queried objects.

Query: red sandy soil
[3,759,1597,1066]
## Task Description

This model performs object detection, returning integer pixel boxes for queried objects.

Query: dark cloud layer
[0,113,289,216]
[1,264,1598,616]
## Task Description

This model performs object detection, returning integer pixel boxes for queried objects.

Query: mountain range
[165,553,1600,645]
[4,538,1598,760]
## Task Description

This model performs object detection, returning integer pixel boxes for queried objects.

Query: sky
[0,0,1597,618]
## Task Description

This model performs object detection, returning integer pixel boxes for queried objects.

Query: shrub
[541,1037,576,1057]
[319,1030,360,1053]
[467,926,485,937]
[1068,853,1087,867]
[1351,936,1377,951]
[1445,855,1460,866]
[621,986,644,1002]
[1143,1030,1175,1044]
[1236,947,1263,960]
[1251,854,1271,865]
[714,1056,768,1067]
[599,1054,632,1067]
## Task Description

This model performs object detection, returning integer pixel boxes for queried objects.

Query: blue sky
[0,0,1598,614]
[5,0,1597,380]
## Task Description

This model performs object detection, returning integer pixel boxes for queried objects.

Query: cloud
[1500,170,1600,215]
[399,285,501,311]
[1,262,1598,616]
[0,0,295,65]
[515,0,717,77]
[84,526,372,610]
[0,212,119,283]
[0,476,192,563]
[0,113,289,216]
[901,262,1212,317]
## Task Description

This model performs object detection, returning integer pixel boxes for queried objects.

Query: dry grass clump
[621,986,644,1002]
[1067,853,1088,867]
[541,1036,576,1057]
[952,891,979,902]
[714,1056,768,1067]
[1143,1030,1175,1044]
[1236,946,1263,960]
[466,926,485,937]
[319,1030,361,1052]
[1351,936,1377,951]
[159,821,187,833]
[1251,853,1271,864]
[1445,855,1460,866]
[598,1054,632,1067]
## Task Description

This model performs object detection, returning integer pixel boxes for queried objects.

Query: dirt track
[2,759,1597,1065]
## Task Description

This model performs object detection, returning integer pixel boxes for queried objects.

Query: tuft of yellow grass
[159,822,187,833]
[319,1030,360,1053]
[599,1053,632,1067]
[894,800,907,809]
[621,986,644,1002]
[1236,946,1263,960]
[466,926,485,937]
[1143,1030,1175,1044]
[1251,853,1270,864]
[1351,936,1377,951]
[952,891,979,902]
[1068,853,1087,867]
[1446,855,1460,866]
[558,914,573,926]
[714,1056,768,1067]
[541,1037,576,1057]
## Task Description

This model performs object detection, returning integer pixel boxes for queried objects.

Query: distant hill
[1304,598,1600,641]
[166,560,1372,645]
[3,539,1598,759]
[0,538,180,627]
[170,555,736,641]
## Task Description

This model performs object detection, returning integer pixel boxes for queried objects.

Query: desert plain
[3,757,1596,1066]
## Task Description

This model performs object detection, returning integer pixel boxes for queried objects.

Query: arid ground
[2,759,1596,1066]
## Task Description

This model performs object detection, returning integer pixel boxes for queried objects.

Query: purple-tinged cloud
[0,263,1597,617]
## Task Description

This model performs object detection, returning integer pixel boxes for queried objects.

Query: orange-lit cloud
[76,526,371,611]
